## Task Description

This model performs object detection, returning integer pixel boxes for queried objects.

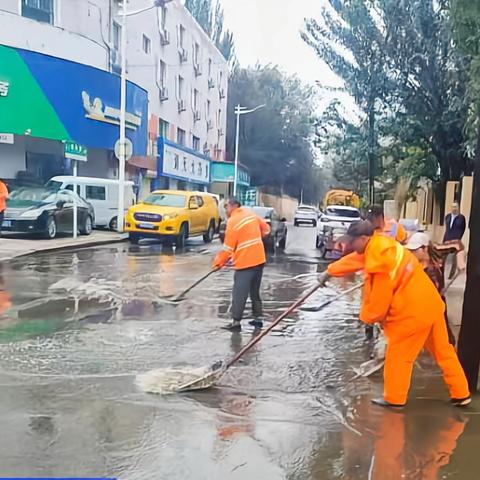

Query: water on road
[0,226,478,479]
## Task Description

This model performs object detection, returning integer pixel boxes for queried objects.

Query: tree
[303,0,471,201]
[451,0,480,393]
[184,0,236,67]
[226,66,321,203]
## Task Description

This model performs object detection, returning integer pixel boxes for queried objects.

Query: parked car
[219,206,287,253]
[3,187,95,239]
[125,190,220,246]
[46,176,136,230]
[316,225,348,259]
[294,205,319,227]
[318,205,361,229]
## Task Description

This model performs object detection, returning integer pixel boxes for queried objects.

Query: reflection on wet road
[0,226,478,479]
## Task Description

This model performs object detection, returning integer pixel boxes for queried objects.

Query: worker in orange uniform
[320,220,470,407]
[214,197,270,331]
[0,178,8,235]
[367,205,407,244]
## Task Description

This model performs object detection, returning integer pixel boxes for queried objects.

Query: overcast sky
[219,0,340,87]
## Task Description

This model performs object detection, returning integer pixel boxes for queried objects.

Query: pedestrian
[213,197,270,331]
[444,202,466,243]
[443,202,466,279]
[321,220,471,407]
[366,205,407,244]
[0,178,8,235]
[405,232,456,346]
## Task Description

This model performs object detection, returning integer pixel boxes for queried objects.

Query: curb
[1,235,128,262]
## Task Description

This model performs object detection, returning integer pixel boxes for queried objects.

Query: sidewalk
[0,231,127,261]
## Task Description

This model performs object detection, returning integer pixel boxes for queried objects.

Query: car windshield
[297,206,316,212]
[252,207,272,218]
[8,188,57,207]
[143,193,186,208]
[45,180,63,191]
[325,207,360,218]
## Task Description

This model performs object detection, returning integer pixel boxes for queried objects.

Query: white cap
[405,232,430,250]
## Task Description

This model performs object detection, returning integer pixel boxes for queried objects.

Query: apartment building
[0,0,228,197]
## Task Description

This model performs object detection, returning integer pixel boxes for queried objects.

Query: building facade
[0,0,228,197]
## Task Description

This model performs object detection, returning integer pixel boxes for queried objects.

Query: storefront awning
[128,155,157,171]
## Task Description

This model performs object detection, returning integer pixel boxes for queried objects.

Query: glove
[318,271,330,287]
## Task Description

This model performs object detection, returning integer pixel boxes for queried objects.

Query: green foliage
[226,66,322,203]
[303,0,472,190]
[184,0,236,67]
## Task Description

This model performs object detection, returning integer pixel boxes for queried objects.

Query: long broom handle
[173,268,219,301]
[226,282,364,369]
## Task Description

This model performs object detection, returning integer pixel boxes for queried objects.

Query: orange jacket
[214,207,270,270]
[0,180,8,212]
[328,235,444,326]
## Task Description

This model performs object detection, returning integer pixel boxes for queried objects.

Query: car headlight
[20,209,41,219]
[163,213,178,220]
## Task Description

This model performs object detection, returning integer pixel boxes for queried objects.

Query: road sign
[114,138,133,161]
[65,141,88,162]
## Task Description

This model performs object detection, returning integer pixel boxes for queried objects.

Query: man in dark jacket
[444,202,466,242]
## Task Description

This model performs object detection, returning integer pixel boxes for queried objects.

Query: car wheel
[109,217,118,231]
[129,233,140,244]
[312,220,317,227]
[45,216,57,239]
[81,216,93,235]
[294,220,298,227]
[176,224,188,248]
[203,221,215,243]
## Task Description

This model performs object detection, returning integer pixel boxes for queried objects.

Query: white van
[46,176,136,230]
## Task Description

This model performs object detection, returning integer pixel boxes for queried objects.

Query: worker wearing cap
[214,197,270,331]
[321,220,470,407]
[367,205,407,244]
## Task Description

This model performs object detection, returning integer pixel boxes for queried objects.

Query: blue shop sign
[211,161,250,186]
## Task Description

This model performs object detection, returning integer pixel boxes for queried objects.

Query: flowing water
[0,229,478,479]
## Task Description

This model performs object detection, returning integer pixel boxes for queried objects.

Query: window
[179,24,186,49]
[217,108,222,126]
[208,58,212,77]
[113,22,121,51]
[194,42,200,65]
[86,185,106,201]
[160,5,167,30]
[193,89,199,111]
[196,196,204,207]
[192,136,200,152]
[159,61,167,87]
[159,118,169,139]
[65,184,80,195]
[22,0,54,24]
[177,128,186,146]
[143,34,151,54]
[178,75,185,100]
[207,100,211,119]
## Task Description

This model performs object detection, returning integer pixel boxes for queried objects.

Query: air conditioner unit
[219,87,226,99]
[207,120,213,131]
[179,48,188,63]
[218,128,224,137]
[160,87,169,101]
[178,99,186,113]
[194,110,201,122]
[194,63,202,77]
[160,30,170,46]
[111,49,121,74]
[208,78,215,89]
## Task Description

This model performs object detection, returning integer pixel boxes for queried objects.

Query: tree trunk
[457,125,480,393]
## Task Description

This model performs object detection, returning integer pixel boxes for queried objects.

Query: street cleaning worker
[320,220,470,407]
[367,205,407,244]
[405,232,457,346]
[213,197,270,331]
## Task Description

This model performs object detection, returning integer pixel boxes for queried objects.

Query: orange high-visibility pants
[383,315,470,405]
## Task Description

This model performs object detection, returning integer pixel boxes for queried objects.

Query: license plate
[2,220,11,227]
[138,223,156,230]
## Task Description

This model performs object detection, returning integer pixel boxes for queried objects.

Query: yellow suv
[125,190,220,246]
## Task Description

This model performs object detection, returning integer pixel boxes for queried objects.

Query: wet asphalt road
[0,225,479,479]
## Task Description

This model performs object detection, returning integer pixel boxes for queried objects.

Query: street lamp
[233,104,265,197]
[117,0,174,233]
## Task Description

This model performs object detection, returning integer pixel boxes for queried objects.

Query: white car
[294,205,319,227]
[318,205,361,229]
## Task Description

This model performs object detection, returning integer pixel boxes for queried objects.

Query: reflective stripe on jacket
[214,207,270,270]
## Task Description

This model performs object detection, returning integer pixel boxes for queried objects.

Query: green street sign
[65,141,88,162]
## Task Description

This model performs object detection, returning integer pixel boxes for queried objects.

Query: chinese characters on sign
[161,142,210,185]
[0,80,10,97]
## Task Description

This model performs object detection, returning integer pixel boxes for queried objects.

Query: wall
[257,192,298,222]
[0,139,25,178]
[78,148,114,179]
